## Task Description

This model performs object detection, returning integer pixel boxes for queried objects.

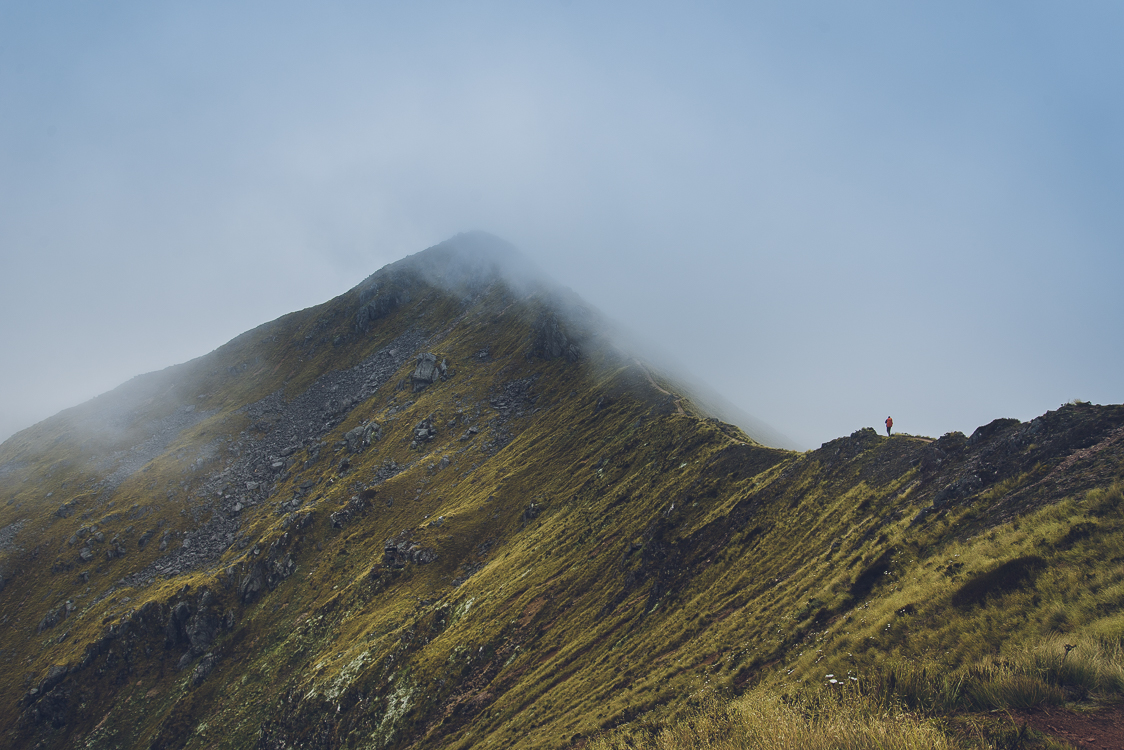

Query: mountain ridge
[1,235,1122,749]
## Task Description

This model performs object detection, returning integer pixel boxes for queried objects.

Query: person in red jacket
[885,416,893,436]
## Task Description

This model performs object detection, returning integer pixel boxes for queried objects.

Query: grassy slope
[0,269,1122,749]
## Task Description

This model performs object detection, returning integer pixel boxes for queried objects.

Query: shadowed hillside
[2,234,1123,749]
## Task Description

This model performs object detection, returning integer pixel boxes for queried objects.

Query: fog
[2,2,1123,449]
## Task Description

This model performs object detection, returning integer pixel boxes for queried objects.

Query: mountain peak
[357,231,545,303]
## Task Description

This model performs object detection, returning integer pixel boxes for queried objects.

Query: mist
[2,2,1123,449]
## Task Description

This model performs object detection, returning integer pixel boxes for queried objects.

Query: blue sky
[1,1,1122,448]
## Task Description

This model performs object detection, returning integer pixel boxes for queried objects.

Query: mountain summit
[2,236,1123,749]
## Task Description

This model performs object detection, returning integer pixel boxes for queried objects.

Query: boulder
[411,353,448,392]
[345,422,380,453]
[411,418,438,448]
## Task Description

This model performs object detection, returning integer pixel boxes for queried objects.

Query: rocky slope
[1,233,1122,749]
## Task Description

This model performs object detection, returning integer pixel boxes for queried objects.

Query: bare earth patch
[1015,703,1124,749]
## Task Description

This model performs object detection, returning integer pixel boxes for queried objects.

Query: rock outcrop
[527,312,580,362]
[355,276,412,333]
[344,422,381,453]
[411,352,448,392]
[383,533,437,568]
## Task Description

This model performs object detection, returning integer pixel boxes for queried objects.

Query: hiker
[885,416,893,436]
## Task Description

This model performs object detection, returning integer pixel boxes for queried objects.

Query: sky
[1,1,1122,449]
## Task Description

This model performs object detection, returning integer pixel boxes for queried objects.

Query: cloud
[1,2,1122,447]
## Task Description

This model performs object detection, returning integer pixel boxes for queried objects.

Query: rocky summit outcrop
[0,234,1121,750]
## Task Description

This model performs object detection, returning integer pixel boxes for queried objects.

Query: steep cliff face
[1,235,1122,749]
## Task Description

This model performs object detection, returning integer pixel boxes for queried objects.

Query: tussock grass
[998,636,1124,697]
[868,635,1124,714]
[587,688,955,750]
[588,635,1124,750]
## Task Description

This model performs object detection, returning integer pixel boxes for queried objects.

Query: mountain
[1,233,1122,749]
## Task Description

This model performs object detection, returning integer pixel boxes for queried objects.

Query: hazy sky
[2,1,1122,449]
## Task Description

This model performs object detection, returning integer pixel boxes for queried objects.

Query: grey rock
[37,607,62,633]
[345,422,380,453]
[330,496,369,529]
[165,600,193,648]
[239,563,266,604]
[355,279,411,332]
[412,418,438,447]
[36,664,69,695]
[186,610,219,654]
[384,534,438,568]
[191,653,218,686]
[411,353,448,392]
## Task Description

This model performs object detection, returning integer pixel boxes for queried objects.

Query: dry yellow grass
[588,688,955,750]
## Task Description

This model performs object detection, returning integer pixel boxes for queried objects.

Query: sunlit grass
[587,688,956,750]
[589,633,1124,750]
